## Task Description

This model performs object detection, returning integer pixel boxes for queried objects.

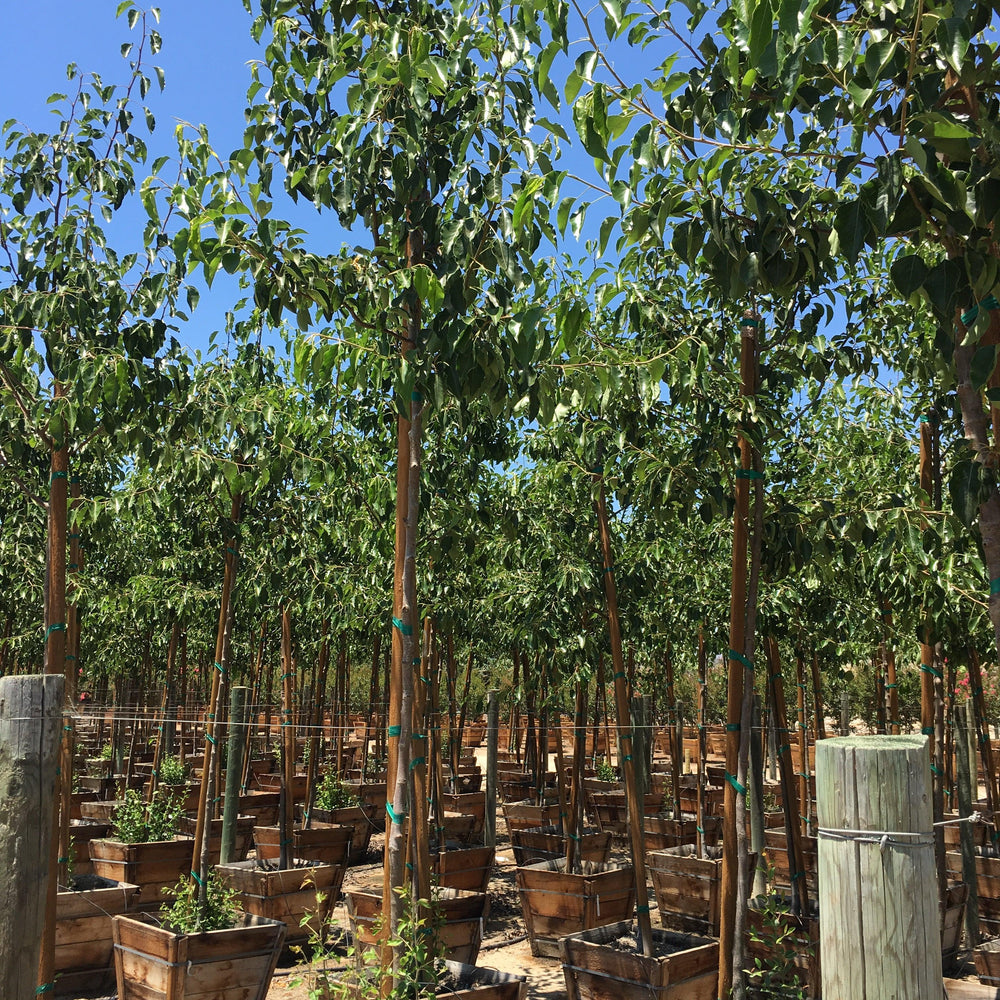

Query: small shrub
[301,884,444,1000]
[99,741,114,761]
[158,754,189,785]
[160,870,240,934]
[111,787,183,843]
[594,758,618,783]
[315,772,360,811]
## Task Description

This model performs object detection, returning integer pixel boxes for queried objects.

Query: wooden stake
[766,637,809,917]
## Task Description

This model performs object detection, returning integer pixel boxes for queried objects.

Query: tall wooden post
[816,735,940,998]
[1,674,64,1000]
[221,686,249,865]
[485,689,499,850]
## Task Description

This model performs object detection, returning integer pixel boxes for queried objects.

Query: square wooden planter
[216,858,341,945]
[346,885,489,966]
[112,911,285,1000]
[560,921,718,1000]
[254,822,352,866]
[516,859,636,958]
[510,827,611,868]
[89,837,194,909]
[55,876,139,994]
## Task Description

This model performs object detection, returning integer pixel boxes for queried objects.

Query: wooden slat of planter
[560,922,718,1000]
[255,824,351,866]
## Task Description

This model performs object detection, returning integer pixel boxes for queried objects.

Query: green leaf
[938,17,971,73]
[834,199,869,265]
[889,254,929,298]
[950,458,982,528]
[971,345,998,390]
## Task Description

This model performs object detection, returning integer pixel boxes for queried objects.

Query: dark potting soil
[65,873,113,891]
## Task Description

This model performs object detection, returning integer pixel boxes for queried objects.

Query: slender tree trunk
[39,412,69,996]
[190,491,242,911]
[955,324,1000,653]
[594,473,653,957]
[719,315,759,999]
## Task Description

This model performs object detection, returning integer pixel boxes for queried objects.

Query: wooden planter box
[516,859,636,958]
[80,799,121,824]
[974,938,1000,986]
[216,858,341,945]
[178,814,254,864]
[441,791,487,841]
[502,800,562,832]
[510,827,612,868]
[254,823,352,866]
[345,781,387,831]
[432,845,496,894]
[745,897,820,1000]
[498,772,534,802]
[90,837,194,909]
[68,819,111,878]
[255,772,308,799]
[946,848,1000,935]
[560,921,718,1000]
[69,791,99,820]
[643,816,720,852]
[942,881,969,972]
[55,876,140,994]
[591,793,665,837]
[309,805,376,864]
[648,845,756,938]
[462,723,488,748]
[346,886,489,965]
[238,791,281,827]
[763,828,818,894]
[112,911,285,1000]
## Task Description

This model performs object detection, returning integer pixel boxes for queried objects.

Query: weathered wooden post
[485,689,499,849]
[220,686,249,865]
[0,674,64,1000]
[816,735,942,999]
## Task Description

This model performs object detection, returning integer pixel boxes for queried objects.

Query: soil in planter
[64,873,111,892]
[600,928,710,957]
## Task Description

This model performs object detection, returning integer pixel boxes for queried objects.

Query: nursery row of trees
[4,0,1000,994]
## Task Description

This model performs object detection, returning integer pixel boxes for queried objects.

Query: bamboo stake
[665,645,681,820]
[303,621,330,828]
[456,645,474,765]
[810,650,826,741]
[594,472,653,957]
